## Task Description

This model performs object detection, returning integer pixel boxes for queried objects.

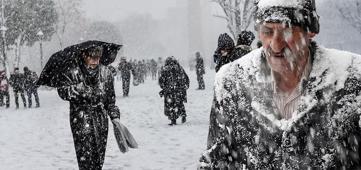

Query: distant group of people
[0,67,40,109]
[116,57,164,96]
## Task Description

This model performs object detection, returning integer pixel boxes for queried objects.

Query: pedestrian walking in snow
[213,33,235,72]
[150,59,158,80]
[0,70,10,108]
[37,41,137,170]
[200,0,361,169]
[23,67,40,108]
[195,52,205,90]
[159,57,189,125]
[9,68,26,109]
[157,57,163,78]
[118,57,133,97]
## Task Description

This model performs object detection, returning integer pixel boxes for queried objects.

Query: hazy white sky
[82,0,178,22]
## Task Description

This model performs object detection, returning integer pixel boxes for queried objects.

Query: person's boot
[181,116,186,123]
[168,119,176,126]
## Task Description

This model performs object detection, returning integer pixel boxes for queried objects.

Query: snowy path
[0,70,214,170]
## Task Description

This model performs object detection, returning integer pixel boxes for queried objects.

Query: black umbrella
[37,40,122,88]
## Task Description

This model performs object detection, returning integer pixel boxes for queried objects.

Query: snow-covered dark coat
[159,60,190,120]
[214,45,252,73]
[57,63,120,170]
[159,60,189,103]
[202,43,361,169]
[196,56,205,76]
[118,61,133,79]
[9,73,25,92]
[24,71,39,91]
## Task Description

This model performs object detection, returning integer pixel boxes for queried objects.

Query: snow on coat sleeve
[104,71,120,120]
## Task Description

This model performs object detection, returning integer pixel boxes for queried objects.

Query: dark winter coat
[202,43,361,169]
[214,33,235,73]
[24,71,39,91]
[214,45,252,73]
[118,61,133,78]
[9,73,25,92]
[159,59,189,103]
[196,55,205,76]
[57,63,120,170]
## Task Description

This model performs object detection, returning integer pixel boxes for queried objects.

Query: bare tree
[213,0,256,40]
[337,0,361,34]
[54,0,82,48]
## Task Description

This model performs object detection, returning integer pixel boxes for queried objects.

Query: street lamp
[37,30,44,69]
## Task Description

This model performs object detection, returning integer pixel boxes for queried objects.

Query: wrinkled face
[259,22,311,75]
[83,55,101,69]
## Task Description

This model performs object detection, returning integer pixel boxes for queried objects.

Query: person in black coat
[213,33,235,72]
[214,31,255,73]
[159,57,190,125]
[118,57,133,97]
[231,30,255,62]
[195,52,205,90]
[57,46,120,170]
[23,67,40,108]
[9,67,26,109]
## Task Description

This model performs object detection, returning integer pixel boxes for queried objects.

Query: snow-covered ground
[0,69,214,170]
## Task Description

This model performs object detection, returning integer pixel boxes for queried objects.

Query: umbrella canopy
[37,40,122,88]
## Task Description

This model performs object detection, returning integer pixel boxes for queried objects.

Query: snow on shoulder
[214,48,263,102]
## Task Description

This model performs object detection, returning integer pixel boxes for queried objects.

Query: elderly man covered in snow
[200,0,361,169]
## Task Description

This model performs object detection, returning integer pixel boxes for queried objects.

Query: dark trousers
[164,94,186,121]
[151,71,157,80]
[197,74,205,89]
[70,108,109,170]
[0,90,10,108]
[122,76,130,96]
[26,88,40,107]
[14,90,26,108]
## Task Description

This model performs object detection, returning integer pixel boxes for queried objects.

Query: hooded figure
[200,0,361,169]
[57,46,121,170]
[214,33,235,72]
[159,57,190,125]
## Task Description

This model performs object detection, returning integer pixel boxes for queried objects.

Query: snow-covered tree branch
[212,0,256,40]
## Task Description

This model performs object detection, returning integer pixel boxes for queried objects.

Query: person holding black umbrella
[55,46,117,169]
[37,41,137,170]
